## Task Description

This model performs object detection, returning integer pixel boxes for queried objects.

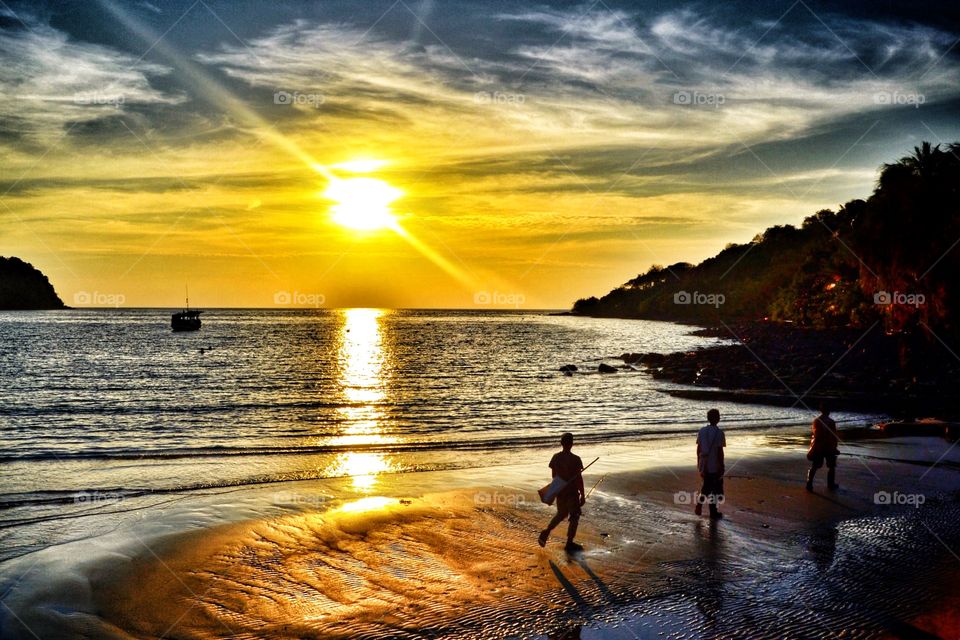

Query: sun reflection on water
[330,452,392,490]
[338,496,394,513]
[327,308,395,491]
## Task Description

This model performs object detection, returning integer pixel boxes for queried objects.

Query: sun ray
[100,2,477,294]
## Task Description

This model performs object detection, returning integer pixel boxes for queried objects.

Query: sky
[1,0,959,309]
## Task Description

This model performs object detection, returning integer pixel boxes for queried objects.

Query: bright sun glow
[333,452,392,490]
[334,159,388,173]
[338,496,394,513]
[324,177,402,231]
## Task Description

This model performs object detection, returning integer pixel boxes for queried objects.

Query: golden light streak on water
[328,309,394,490]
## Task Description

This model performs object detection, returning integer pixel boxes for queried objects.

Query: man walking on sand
[806,403,839,491]
[538,433,586,552]
[696,409,726,519]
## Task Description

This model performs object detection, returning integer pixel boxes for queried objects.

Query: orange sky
[3,0,959,308]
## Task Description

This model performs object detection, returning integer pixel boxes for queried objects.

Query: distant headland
[569,142,960,418]
[0,257,66,310]
[572,141,960,336]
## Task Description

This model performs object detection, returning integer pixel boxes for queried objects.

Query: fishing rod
[581,456,600,474]
[586,473,607,498]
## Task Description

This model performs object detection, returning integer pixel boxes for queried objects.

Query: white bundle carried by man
[538,457,599,505]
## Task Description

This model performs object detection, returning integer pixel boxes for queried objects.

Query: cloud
[192,5,960,182]
[3,1,959,306]
[0,18,185,145]
[506,6,960,132]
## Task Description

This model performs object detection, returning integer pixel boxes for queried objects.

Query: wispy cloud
[0,18,184,146]
[194,5,960,171]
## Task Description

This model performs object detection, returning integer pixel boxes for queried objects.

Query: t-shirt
[810,415,839,454]
[696,424,726,474]
[549,451,584,497]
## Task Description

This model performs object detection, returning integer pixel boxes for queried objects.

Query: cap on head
[819,401,830,415]
[560,432,574,449]
[707,409,720,425]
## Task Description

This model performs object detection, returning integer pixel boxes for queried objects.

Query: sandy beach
[2,433,958,639]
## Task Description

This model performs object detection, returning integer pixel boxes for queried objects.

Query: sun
[324,176,402,231]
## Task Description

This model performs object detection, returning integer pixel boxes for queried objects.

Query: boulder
[598,363,618,374]
[640,353,666,366]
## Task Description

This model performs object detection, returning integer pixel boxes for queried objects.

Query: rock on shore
[628,321,960,418]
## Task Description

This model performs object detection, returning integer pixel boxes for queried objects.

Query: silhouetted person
[539,432,586,552]
[806,403,839,491]
[696,409,725,519]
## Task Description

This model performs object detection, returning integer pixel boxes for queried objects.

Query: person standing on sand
[696,409,726,519]
[538,433,586,552]
[806,403,839,491]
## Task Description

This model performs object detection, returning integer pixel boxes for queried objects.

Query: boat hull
[171,310,203,332]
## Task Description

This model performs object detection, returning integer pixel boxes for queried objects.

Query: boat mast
[185,284,189,311]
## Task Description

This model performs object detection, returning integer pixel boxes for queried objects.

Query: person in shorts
[806,403,839,491]
[538,432,586,552]
[696,409,726,519]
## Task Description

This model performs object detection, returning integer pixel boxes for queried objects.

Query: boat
[171,288,202,332]
[171,309,202,332]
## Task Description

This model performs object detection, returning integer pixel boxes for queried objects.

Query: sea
[0,309,883,564]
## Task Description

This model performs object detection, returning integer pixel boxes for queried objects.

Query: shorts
[809,453,837,469]
[555,492,582,521]
[699,472,724,505]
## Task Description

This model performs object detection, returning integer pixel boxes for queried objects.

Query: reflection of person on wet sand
[539,432,586,552]
[806,403,840,492]
[696,409,725,519]
[693,519,725,629]
[808,525,838,574]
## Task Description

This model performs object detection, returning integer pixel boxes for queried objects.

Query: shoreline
[611,320,960,420]
[3,437,959,639]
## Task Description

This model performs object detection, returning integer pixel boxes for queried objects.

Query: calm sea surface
[0,309,881,558]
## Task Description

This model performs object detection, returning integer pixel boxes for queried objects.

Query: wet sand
[3,441,960,639]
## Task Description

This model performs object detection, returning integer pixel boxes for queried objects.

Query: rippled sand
[2,446,959,639]
[98,494,584,638]
[76,451,960,639]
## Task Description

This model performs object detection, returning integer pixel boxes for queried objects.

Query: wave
[0,463,455,527]
[0,398,405,417]
[0,419,827,465]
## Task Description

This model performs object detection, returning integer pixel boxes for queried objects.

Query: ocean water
[0,309,880,561]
